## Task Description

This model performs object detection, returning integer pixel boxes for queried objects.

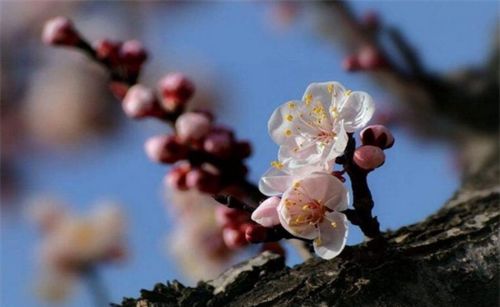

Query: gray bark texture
[116,145,499,307]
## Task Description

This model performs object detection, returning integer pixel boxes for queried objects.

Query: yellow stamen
[285,114,294,122]
[344,89,352,96]
[285,129,292,137]
[271,161,283,169]
[331,222,337,228]
[293,181,301,189]
[331,106,339,118]
[327,84,334,94]
[305,93,313,105]
[288,102,296,109]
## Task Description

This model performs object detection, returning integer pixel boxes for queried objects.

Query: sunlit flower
[256,161,349,259]
[268,81,374,169]
[279,172,349,259]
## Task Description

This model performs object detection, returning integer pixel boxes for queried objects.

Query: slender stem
[83,266,110,307]
[342,134,382,239]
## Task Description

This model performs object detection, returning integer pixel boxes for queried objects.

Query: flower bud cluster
[353,124,394,170]
[215,206,251,249]
[149,111,251,194]
[130,75,251,195]
[93,39,148,84]
[121,73,195,120]
[214,205,284,254]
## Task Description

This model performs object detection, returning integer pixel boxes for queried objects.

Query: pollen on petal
[344,89,352,96]
[285,114,294,122]
[331,222,337,228]
[285,129,292,137]
[288,102,296,109]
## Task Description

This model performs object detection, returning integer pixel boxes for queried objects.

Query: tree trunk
[116,144,499,307]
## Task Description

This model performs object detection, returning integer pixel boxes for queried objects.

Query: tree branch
[115,152,499,306]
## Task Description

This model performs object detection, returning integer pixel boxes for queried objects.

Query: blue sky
[1,2,498,306]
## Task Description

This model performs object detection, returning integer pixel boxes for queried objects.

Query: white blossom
[268,81,374,169]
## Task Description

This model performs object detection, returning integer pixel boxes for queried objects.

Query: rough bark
[116,145,499,307]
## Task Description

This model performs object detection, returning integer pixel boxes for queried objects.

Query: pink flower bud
[94,39,122,65]
[215,206,249,228]
[342,55,361,72]
[109,82,130,100]
[245,224,268,243]
[353,145,386,170]
[175,112,211,141]
[145,135,188,163]
[164,164,191,191]
[358,46,388,70]
[251,196,280,227]
[119,40,148,75]
[122,85,159,119]
[203,130,233,158]
[185,168,221,194]
[222,226,247,249]
[120,40,147,64]
[42,17,80,46]
[360,124,394,149]
[158,73,195,111]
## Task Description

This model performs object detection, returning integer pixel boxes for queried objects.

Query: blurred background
[1,1,498,306]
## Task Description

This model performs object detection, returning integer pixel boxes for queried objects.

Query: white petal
[278,142,323,168]
[319,125,348,170]
[251,197,281,227]
[339,91,375,132]
[278,205,318,240]
[297,82,340,132]
[258,167,293,196]
[300,172,348,209]
[268,101,302,146]
[303,82,346,109]
[313,212,348,259]
[278,189,318,240]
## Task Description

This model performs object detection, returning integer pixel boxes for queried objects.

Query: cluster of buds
[121,73,195,119]
[146,111,252,194]
[42,17,259,261]
[342,45,389,72]
[94,39,148,86]
[42,16,148,91]
[353,124,394,171]
[214,204,285,255]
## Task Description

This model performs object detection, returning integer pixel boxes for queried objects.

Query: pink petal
[313,212,348,259]
[251,197,281,227]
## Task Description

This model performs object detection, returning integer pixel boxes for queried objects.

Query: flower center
[290,200,325,226]
[313,131,336,148]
